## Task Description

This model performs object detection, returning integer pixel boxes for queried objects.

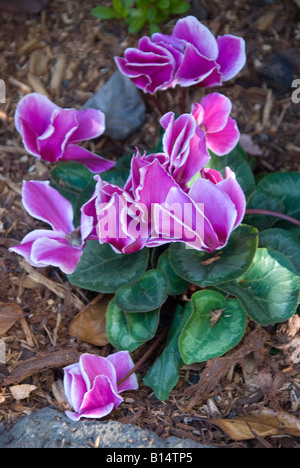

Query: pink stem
[245,209,300,227]
[151,94,164,116]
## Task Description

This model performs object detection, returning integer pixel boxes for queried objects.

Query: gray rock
[0,407,214,448]
[83,70,146,141]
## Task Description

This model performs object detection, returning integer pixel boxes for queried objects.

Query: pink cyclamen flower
[190,93,240,156]
[82,155,246,254]
[115,15,246,94]
[15,93,115,173]
[63,351,138,421]
[9,180,84,274]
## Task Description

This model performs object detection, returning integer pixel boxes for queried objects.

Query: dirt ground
[0,0,300,449]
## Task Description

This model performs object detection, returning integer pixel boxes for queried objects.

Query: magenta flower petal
[15,93,58,157]
[216,168,246,228]
[65,403,115,422]
[63,364,87,413]
[30,237,82,274]
[106,351,139,393]
[79,375,123,415]
[206,117,240,155]
[9,229,67,267]
[198,93,232,132]
[172,16,218,60]
[79,354,118,392]
[217,35,246,81]
[37,108,78,162]
[115,36,177,94]
[175,43,218,87]
[69,109,105,143]
[22,180,74,234]
[62,144,115,173]
[188,178,237,249]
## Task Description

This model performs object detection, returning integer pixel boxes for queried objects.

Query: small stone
[83,70,146,141]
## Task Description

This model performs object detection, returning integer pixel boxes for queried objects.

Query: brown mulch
[0,0,300,449]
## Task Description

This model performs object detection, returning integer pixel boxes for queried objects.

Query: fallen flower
[9,180,84,274]
[115,15,246,93]
[63,351,138,421]
[15,93,115,173]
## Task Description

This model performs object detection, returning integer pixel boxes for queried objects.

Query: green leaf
[112,0,123,15]
[259,228,300,275]
[170,0,190,14]
[143,303,192,400]
[169,224,258,287]
[50,162,94,207]
[178,290,247,365]
[157,250,189,295]
[127,12,147,32]
[115,153,133,170]
[91,6,120,19]
[115,269,169,313]
[207,143,255,199]
[101,168,130,187]
[149,22,161,35]
[253,172,300,221]
[157,0,170,9]
[218,248,300,326]
[245,188,285,230]
[68,241,149,293]
[106,298,141,351]
[126,308,160,342]
[73,179,96,227]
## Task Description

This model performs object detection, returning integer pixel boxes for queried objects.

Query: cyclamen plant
[9,16,300,417]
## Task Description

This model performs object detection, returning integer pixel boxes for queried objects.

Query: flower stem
[151,94,164,117]
[181,87,187,114]
[245,209,300,227]
[117,327,169,387]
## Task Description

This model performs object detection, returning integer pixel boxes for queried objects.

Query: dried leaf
[212,409,300,440]
[0,339,5,364]
[69,294,112,346]
[10,384,37,401]
[0,303,25,336]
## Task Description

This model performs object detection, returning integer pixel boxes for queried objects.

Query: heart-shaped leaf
[106,298,141,352]
[143,302,192,400]
[169,224,258,287]
[218,248,300,326]
[157,250,189,295]
[259,228,300,275]
[115,269,169,313]
[68,241,149,293]
[126,309,160,342]
[178,290,247,364]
